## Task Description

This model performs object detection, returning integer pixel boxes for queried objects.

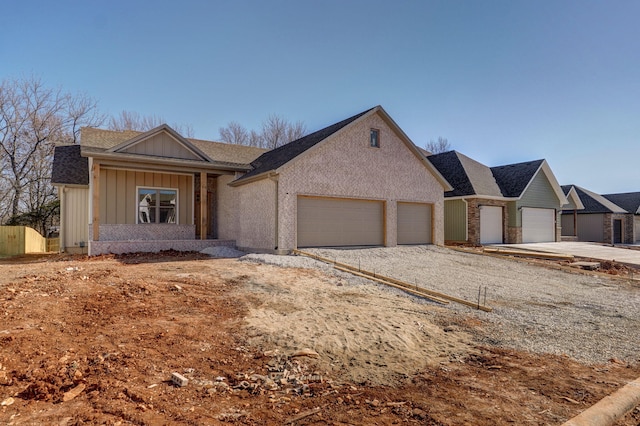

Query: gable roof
[233,107,375,183]
[490,159,544,197]
[107,124,211,162]
[427,151,502,198]
[602,192,640,214]
[560,185,586,210]
[231,106,452,190]
[51,145,89,186]
[80,126,266,166]
[563,185,627,214]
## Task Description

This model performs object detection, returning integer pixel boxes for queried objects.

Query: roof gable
[107,124,210,162]
[602,192,640,214]
[234,107,375,183]
[561,185,585,210]
[569,185,627,213]
[491,159,544,197]
[232,106,452,190]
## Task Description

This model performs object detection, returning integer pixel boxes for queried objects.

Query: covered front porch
[88,166,238,256]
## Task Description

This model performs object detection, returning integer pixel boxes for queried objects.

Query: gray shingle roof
[490,159,543,198]
[563,185,627,214]
[234,107,375,183]
[426,151,476,197]
[427,151,539,199]
[51,145,89,185]
[602,192,640,214]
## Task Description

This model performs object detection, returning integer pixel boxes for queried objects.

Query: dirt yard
[0,251,639,425]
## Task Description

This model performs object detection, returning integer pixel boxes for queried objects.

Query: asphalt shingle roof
[235,107,375,182]
[51,145,89,185]
[563,185,627,214]
[426,151,476,197]
[602,192,640,214]
[490,159,543,198]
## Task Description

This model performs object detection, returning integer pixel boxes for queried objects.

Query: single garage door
[297,196,384,247]
[480,205,503,244]
[635,216,640,243]
[397,202,432,245]
[522,207,555,243]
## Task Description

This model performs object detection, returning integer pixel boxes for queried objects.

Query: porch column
[200,171,207,240]
[92,162,100,241]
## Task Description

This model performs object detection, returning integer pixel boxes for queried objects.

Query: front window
[138,188,177,224]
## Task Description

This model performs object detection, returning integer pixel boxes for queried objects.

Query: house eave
[83,149,251,173]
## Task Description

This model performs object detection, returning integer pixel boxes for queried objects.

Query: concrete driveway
[499,241,640,266]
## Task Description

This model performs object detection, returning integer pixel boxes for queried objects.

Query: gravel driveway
[253,246,640,364]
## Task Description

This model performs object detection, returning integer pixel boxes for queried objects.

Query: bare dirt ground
[0,251,639,425]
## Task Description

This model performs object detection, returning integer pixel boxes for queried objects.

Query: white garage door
[297,196,384,248]
[397,202,432,245]
[522,207,555,243]
[480,205,503,244]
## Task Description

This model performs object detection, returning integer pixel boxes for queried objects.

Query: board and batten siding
[99,169,192,225]
[511,172,561,227]
[444,199,467,241]
[63,187,89,249]
[122,133,201,160]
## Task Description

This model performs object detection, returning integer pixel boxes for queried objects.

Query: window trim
[370,128,380,148]
[136,186,179,224]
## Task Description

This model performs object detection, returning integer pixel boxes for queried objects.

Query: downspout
[59,186,65,253]
[269,174,279,251]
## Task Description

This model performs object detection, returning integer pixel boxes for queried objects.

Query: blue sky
[2,0,638,193]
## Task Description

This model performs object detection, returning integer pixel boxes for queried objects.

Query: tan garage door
[297,196,384,248]
[397,202,432,245]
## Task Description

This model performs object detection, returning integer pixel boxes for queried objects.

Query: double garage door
[297,196,431,248]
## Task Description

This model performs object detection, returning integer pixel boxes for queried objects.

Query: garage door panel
[522,207,555,243]
[297,197,384,247]
[397,202,431,245]
[480,205,503,244]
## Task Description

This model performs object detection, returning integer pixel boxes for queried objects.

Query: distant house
[427,151,568,245]
[560,186,638,244]
[51,106,452,255]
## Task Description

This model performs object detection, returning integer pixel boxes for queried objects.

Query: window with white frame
[138,188,177,224]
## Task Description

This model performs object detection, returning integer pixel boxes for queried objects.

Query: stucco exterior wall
[275,112,446,251]
[217,174,239,240]
[236,177,277,251]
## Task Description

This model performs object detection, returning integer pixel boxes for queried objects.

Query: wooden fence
[0,226,56,256]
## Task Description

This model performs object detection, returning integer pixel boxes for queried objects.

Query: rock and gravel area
[243,245,640,365]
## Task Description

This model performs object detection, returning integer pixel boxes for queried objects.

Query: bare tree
[219,114,306,149]
[218,121,249,145]
[108,110,194,138]
[424,137,451,154]
[0,76,104,233]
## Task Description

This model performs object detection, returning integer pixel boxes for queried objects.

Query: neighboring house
[426,151,568,245]
[52,106,452,255]
[560,186,637,244]
[558,185,586,240]
[603,192,640,243]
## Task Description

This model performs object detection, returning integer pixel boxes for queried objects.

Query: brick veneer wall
[466,199,508,245]
[603,213,634,244]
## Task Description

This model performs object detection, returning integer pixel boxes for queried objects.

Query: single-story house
[51,106,452,255]
[603,192,640,243]
[560,186,638,244]
[426,151,568,245]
